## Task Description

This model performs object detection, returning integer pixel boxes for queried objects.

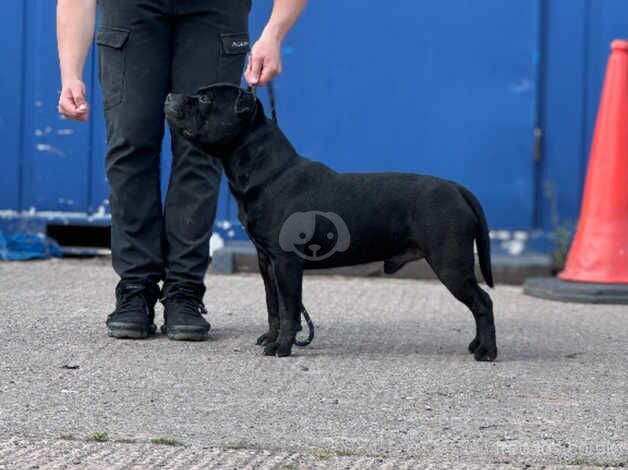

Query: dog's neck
[221,111,299,201]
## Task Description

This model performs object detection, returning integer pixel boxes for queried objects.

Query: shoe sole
[107,322,156,339]
[160,325,209,341]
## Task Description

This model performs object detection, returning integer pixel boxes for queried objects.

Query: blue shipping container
[1,0,627,255]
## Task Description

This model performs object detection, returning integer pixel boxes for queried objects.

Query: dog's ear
[235,89,256,115]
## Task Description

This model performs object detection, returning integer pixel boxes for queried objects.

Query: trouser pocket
[218,32,250,84]
[96,26,130,110]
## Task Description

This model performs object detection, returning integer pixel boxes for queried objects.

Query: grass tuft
[565,352,584,359]
[225,441,249,450]
[85,432,109,443]
[150,437,184,447]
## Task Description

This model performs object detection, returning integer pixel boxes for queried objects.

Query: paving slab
[0,258,625,469]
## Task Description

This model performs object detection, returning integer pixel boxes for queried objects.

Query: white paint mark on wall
[502,239,526,256]
[57,198,76,206]
[216,220,232,230]
[490,229,529,256]
[57,129,74,136]
[35,127,53,137]
[34,100,43,108]
[489,230,511,241]
[514,231,528,241]
[36,144,65,157]
[0,208,111,223]
[0,210,19,218]
[209,233,224,256]
[93,206,107,219]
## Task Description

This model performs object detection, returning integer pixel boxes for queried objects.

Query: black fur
[164,83,497,361]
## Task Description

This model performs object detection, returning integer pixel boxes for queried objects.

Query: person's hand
[58,78,89,121]
[245,33,282,86]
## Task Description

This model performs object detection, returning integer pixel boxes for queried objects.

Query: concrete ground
[0,258,625,469]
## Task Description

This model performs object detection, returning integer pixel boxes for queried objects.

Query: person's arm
[245,0,308,86]
[56,0,97,121]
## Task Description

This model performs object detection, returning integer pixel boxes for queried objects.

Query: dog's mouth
[164,94,192,129]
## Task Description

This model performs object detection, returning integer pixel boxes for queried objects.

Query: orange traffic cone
[559,40,628,284]
[558,41,628,284]
[524,40,628,303]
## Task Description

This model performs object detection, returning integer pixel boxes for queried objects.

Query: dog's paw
[262,339,294,357]
[263,342,279,356]
[468,337,480,354]
[256,330,278,346]
[473,344,498,362]
[277,339,293,357]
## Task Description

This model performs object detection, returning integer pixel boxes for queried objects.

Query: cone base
[523,277,628,304]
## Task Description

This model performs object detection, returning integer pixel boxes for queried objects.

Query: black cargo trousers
[96,0,250,299]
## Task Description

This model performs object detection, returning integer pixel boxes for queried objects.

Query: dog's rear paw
[473,344,498,362]
[468,337,480,354]
[256,331,278,346]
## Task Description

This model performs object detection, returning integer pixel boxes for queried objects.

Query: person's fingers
[70,82,88,119]
[245,53,263,86]
[58,88,78,118]
[72,85,88,112]
[244,56,253,84]
[58,85,89,121]
[257,60,281,86]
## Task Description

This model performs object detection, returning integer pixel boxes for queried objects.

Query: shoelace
[163,294,207,317]
[116,285,151,314]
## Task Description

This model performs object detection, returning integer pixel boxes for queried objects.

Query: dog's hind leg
[426,242,497,361]
[263,258,303,357]
[256,250,280,346]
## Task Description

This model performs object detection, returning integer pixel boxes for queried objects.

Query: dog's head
[164,83,257,152]
[279,211,351,261]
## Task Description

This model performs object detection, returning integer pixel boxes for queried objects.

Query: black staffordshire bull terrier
[164,83,497,361]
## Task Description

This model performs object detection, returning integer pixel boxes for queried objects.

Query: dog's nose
[308,244,321,253]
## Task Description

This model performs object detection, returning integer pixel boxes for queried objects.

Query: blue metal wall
[1,0,627,251]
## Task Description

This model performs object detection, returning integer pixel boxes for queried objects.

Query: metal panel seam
[17,0,28,212]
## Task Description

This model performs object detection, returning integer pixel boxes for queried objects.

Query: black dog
[164,83,497,361]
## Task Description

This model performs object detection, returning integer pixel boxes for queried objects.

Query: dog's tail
[458,185,494,287]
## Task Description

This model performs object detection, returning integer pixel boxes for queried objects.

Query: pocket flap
[96,28,130,48]
[220,33,250,55]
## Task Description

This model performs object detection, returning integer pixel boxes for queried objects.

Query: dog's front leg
[263,259,303,357]
[256,250,280,346]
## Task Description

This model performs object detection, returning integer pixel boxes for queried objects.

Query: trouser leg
[97,0,172,285]
[162,0,251,297]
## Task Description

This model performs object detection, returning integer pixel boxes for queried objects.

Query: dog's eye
[198,95,211,104]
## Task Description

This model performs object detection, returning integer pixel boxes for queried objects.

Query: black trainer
[106,281,160,339]
[160,286,210,341]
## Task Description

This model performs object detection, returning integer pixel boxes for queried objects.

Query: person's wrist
[61,74,83,88]
[261,24,284,43]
